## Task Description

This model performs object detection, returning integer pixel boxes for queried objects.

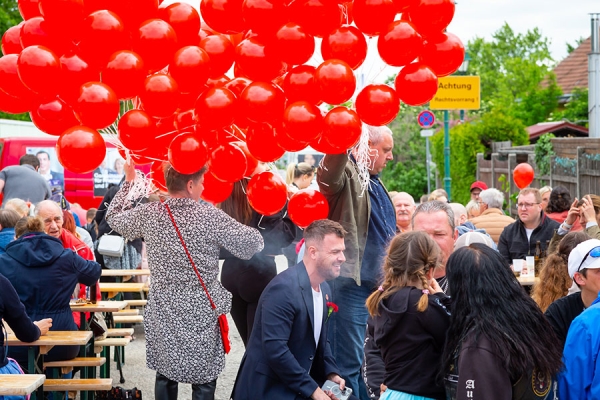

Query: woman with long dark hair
[546,186,582,230]
[443,244,563,400]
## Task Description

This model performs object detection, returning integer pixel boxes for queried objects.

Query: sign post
[417,112,435,194]
[430,76,481,201]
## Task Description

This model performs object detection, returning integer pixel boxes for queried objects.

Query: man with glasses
[557,239,600,399]
[498,188,559,265]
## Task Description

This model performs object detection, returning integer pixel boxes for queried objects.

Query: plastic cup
[512,259,523,277]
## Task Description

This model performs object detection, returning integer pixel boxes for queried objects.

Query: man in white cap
[555,239,600,399]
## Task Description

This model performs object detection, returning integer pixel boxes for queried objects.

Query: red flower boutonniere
[326,302,338,320]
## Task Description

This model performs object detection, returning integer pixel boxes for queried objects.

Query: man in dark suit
[232,219,353,400]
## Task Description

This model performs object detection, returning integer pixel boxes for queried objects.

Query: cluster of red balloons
[513,163,535,189]
[0,0,463,219]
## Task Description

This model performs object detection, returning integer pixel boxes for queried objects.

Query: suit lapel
[298,262,315,336]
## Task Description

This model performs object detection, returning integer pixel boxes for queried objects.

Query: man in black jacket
[498,188,559,265]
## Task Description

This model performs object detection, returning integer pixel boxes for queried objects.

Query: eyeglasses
[576,246,600,273]
[517,202,540,209]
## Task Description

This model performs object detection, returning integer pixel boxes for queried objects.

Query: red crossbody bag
[163,202,231,354]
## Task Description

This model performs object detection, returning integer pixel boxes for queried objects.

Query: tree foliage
[566,37,586,54]
[466,23,561,126]
[549,87,589,127]
[534,133,555,177]
[0,0,21,37]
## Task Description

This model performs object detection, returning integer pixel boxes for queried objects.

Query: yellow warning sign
[429,76,480,110]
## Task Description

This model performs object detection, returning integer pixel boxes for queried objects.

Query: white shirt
[525,228,534,241]
[312,286,323,347]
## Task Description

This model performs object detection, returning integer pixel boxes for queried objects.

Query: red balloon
[201,171,234,203]
[224,77,252,97]
[75,82,119,129]
[322,106,362,151]
[200,34,235,78]
[288,189,329,228]
[174,109,195,132]
[118,110,157,151]
[209,143,247,182]
[282,101,323,142]
[169,132,209,174]
[394,62,438,106]
[232,141,259,177]
[239,82,285,124]
[321,25,367,70]
[140,74,180,118]
[273,23,315,66]
[17,45,62,95]
[235,38,286,82]
[200,0,245,34]
[19,17,71,55]
[392,0,417,12]
[56,125,106,173]
[39,0,85,28]
[291,0,342,38]
[197,127,236,150]
[59,53,99,104]
[78,10,128,67]
[0,88,32,114]
[0,54,36,102]
[246,171,287,216]
[169,46,211,94]
[408,0,455,37]
[283,65,320,104]
[421,32,465,77]
[246,123,285,162]
[133,19,178,73]
[150,160,168,191]
[195,87,238,130]
[102,51,146,100]
[276,128,310,152]
[2,25,23,55]
[315,59,356,105]
[352,0,395,37]
[355,84,400,126]
[242,0,287,35]
[513,163,535,189]
[206,75,232,87]
[18,0,43,20]
[30,97,79,135]
[120,0,160,33]
[158,2,201,46]
[377,20,423,67]
[310,133,346,154]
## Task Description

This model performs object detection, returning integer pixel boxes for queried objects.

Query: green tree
[566,37,586,54]
[0,0,21,38]
[549,87,589,127]
[466,23,561,126]
[534,133,555,177]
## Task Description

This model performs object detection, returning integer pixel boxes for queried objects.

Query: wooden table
[101,269,150,277]
[99,282,148,293]
[0,374,45,396]
[70,300,128,313]
[6,331,92,399]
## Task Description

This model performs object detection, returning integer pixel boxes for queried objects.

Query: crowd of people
[0,127,599,400]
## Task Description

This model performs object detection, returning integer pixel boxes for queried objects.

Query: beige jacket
[470,208,515,244]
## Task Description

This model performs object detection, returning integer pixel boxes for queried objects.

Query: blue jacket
[558,293,600,400]
[231,262,340,399]
[0,232,101,365]
[0,227,15,255]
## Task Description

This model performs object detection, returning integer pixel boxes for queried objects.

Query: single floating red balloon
[56,125,106,173]
[420,32,465,77]
[133,19,178,73]
[209,143,247,183]
[288,189,329,228]
[322,106,362,152]
[118,109,157,151]
[283,65,321,105]
[169,132,209,174]
[246,123,285,162]
[200,0,245,34]
[355,84,400,126]
[2,25,23,55]
[74,81,120,130]
[408,0,455,38]
[282,101,324,143]
[140,74,180,119]
[239,81,285,124]
[321,25,367,70]
[315,59,356,105]
[102,51,146,100]
[195,87,238,131]
[31,97,79,136]
[200,34,236,78]
[169,46,211,94]
[17,45,62,96]
[394,62,438,106]
[273,23,315,66]
[158,2,201,47]
[246,171,288,216]
[513,163,535,189]
[352,0,396,37]
[201,171,234,204]
[377,20,423,67]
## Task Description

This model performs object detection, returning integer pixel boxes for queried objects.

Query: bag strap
[163,202,217,311]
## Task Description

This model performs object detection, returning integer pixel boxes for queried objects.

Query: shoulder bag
[97,232,125,257]
[163,202,231,354]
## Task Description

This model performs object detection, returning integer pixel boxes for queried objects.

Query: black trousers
[155,372,216,400]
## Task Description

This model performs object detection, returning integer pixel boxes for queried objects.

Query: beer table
[98,282,148,293]
[0,374,45,396]
[101,269,150,277]
[6,331,93,399]
[70,301,128,313]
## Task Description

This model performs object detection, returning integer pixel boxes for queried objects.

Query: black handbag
[96,386,142,399]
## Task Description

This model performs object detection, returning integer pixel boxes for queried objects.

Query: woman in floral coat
[107,161,264,400]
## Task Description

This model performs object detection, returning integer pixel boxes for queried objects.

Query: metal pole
[443,110,451,200]
[426,137,431,193]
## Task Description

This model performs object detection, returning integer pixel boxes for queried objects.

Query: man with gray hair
[470,188,515,244]
[317,125,396,398]
[392,192,415,233]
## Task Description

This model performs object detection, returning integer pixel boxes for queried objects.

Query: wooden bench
[113,315,143,324]
[43,378,112,392]
[106,328,134,337]
[114,309,139,317]
[124,299,147,307]
[44,357,107,375]
[0,374,45,396]
[94,338,131,347]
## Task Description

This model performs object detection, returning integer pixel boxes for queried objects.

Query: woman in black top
[442,244,563,400]
[366,231,451,400]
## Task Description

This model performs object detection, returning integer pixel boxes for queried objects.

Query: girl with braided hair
[365,231,451,400]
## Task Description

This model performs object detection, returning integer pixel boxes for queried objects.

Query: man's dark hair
[0,209,21,229]
[164,163,207,194]
[304,219,346,245]
[36,150,50,159]
[442,244,563,381]
[19,154,40,169]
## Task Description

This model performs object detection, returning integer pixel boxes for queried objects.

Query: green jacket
[317,153,392,285]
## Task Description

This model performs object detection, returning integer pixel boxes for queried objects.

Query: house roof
[552,37,591,95]
[527,121,589,141]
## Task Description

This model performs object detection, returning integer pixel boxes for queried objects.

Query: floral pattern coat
[107,181,264,384]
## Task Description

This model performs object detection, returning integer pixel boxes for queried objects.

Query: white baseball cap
[567,239,600,278]
[454,232,495,250]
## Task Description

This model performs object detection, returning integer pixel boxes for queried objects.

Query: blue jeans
[328,276,372,400]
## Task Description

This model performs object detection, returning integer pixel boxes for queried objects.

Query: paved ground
[99,255,289,400]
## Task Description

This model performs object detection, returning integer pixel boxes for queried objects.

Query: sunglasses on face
[577,246,600,273]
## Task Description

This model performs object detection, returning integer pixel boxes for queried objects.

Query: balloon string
[257,214,266,230]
